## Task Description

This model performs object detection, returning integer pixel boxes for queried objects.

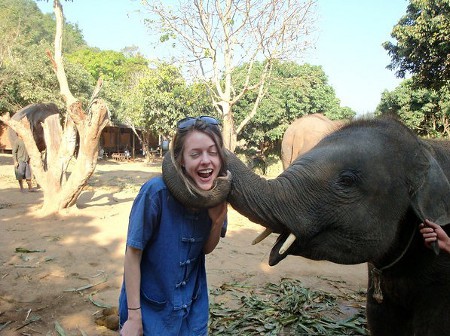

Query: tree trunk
[221,102,237,151]
[40,100,109,214]
[1,1,110,215]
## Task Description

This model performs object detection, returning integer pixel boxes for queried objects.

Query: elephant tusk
[279,233,296,254]
[252,228,273,245]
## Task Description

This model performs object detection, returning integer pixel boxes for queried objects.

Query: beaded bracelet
[128,307,141,310]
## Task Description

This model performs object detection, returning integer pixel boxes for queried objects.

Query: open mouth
[198,168,213,179]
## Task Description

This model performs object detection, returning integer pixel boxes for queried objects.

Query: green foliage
[209,278,368,335]
[0,0,88,115]
[233,61,355,159]
[0,42,93,113]
[66,48,149,120]
[383,0,450,90]
[375,79,450,137]
[0,0,85,57]
[119,62,215,139]
[67,48,148,82]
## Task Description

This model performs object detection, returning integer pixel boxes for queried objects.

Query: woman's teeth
[198,169,213,178]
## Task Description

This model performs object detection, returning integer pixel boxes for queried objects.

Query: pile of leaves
[209,278,367,335]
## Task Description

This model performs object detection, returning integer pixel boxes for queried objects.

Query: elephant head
[8,103,60,152]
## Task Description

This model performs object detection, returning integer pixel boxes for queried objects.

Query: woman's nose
[200,152,211,164]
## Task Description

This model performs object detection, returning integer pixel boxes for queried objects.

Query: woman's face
[182,130,222,191]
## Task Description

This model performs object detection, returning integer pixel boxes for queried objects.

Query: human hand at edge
[419,219,450,254]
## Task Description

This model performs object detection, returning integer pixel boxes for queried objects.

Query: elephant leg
[410,291,450,335]
[366,297,412,336]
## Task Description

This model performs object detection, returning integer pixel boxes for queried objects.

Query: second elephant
[281,113,344,169]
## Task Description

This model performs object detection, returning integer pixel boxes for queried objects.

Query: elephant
[163,116,450,336]
[8,103,60,152]
[281,113,344,169]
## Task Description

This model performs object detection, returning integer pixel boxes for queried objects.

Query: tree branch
[49,0,77,106]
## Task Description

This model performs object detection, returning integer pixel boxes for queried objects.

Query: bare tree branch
[144,0,317,150]
[49,0,77,106]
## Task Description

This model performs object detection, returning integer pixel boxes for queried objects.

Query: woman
[119,116,228,335]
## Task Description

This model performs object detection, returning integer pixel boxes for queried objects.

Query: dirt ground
[0,153,368,335]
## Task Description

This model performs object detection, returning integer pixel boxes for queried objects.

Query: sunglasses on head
[177,116,220,130]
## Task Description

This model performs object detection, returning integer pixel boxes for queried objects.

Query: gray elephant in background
[281,113,344,169]
[163,117,450,336]
[8,103,60,152]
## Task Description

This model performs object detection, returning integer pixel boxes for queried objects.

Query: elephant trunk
[224,151,293,233]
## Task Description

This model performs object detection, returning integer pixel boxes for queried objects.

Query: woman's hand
[120,313,143,336]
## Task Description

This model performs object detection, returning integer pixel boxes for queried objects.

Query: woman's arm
[204,202,228,254]
[121,246,144,335]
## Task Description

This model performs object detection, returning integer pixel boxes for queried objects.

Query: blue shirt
[119,176,226,335]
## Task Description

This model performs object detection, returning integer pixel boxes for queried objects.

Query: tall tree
[376,79,450,137]
[383,0,450,90]
[143,0,317,150]
[0,0,109,214]
[234,61,355,160]
[67,47,149,121]
[0,0,89,113]
[120,62,214,158]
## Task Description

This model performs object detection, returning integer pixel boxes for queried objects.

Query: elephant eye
[337,170,359,187]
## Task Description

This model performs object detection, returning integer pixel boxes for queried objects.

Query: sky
[36,0,409,115]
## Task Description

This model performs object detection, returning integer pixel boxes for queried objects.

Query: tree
[233,61,355,162]
[120,62,215,158]
[143,0,317,151]
[0,0,109,214]
[375,79,450,137]
[66,47,149,121]
[0,0,90,113]
[383,0,450,90]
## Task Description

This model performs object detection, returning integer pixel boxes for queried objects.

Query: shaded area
[0,153,367,334]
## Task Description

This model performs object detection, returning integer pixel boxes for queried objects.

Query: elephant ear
[162,152,232,209]
[410,151,450,228]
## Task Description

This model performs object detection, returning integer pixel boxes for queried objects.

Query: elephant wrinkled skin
[163,117,450,336]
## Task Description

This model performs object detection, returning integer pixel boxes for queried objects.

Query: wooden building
[0,121,158,158]
[100,124,158,158]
